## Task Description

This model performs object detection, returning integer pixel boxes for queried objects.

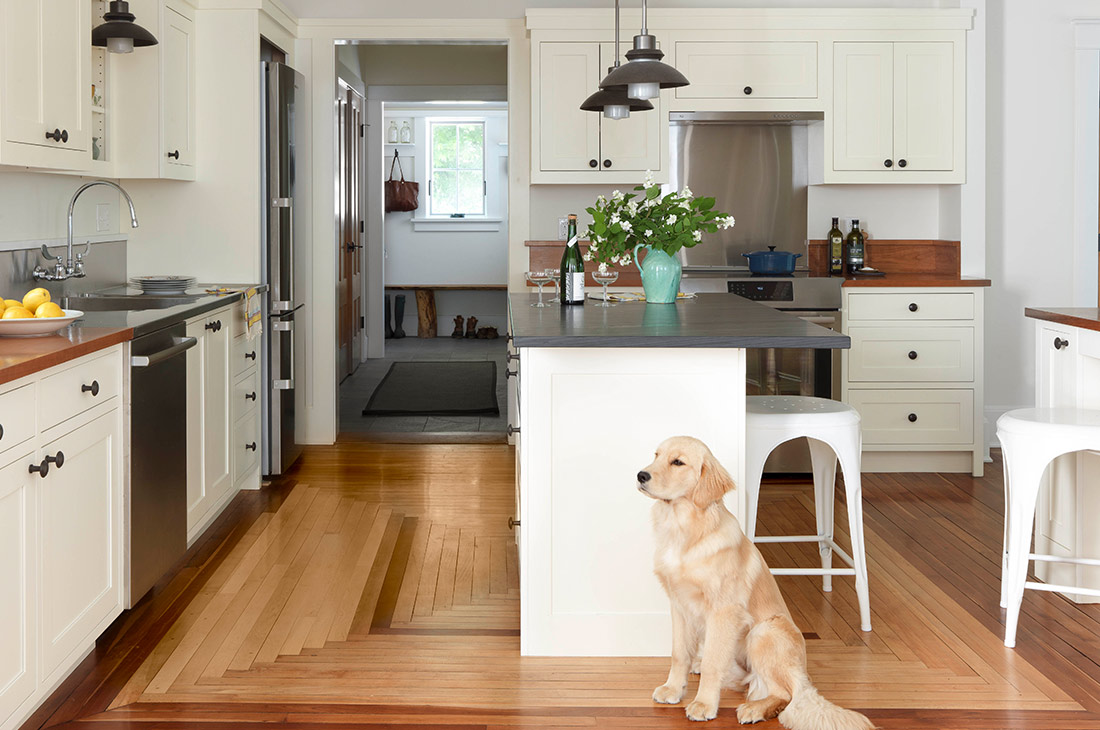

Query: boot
[464,315,478,339]
[393,295,407,339]
[451,315,465,338]
[384,295,394,339]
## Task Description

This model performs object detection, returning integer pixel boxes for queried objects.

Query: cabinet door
[537,42,601,172]
[39,410,121,676]
[893,42,954,172]
[0,451,36,724]
[673,41,817,99]
[2,0,90,156]
[162,3,195,170]
[185,314,233,534]
[597,43,661,173]
[832,42,893,172]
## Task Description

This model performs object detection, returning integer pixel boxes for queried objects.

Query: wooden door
[893,42,954,171]
[162,3,196,169]
[537,42,601,172]
[337,84,364,381]
[0,450,37,722]
[832,42,893,172]
[598,44,662,173]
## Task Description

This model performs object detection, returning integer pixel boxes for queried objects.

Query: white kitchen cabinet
[841,287,984,476]
[160,2,195,171]
[673,41,818,101]
[831,41,962,182]
[531,40,664,183]
[230,330,261,491]
[0,451,36,727]
[185,305,234,541]
[0,0,91,169]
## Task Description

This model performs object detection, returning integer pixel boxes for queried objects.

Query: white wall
[985,0,1100,423]
[0,172,124,248]
[807,185,944,241]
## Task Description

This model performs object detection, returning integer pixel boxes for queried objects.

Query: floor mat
[362,360,500,417]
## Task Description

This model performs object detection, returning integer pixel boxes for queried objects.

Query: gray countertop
[508,293,850,349]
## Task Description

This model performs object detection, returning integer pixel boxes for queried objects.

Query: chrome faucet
[34,180,139,281]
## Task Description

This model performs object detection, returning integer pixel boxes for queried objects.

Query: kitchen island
[509,292,849,656]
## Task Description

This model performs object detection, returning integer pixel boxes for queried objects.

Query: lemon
[34,302,64,319]
[22,287,51,313]
[2,306,34,319]
[2,299,20,310]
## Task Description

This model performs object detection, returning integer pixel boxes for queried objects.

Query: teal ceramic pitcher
[633,244,682,304]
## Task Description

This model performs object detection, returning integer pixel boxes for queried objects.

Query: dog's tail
[779,676,874,730]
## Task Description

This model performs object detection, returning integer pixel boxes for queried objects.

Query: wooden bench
[384,284,508,338]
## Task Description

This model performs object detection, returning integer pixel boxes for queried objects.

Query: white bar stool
[997,408,1100,648]
[744,396,871,632]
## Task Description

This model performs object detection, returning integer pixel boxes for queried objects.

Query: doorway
[337,80,365,382]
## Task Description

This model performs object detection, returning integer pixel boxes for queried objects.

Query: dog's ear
[693,451,736,508]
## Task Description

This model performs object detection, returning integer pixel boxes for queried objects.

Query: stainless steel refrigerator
[261,61,304,476]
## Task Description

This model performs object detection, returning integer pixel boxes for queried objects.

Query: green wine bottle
[828,217,844,276]
[560,214,585,305]
[846,219,865,274]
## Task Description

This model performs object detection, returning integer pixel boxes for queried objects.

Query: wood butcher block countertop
[841,274,992,288]
[0,325,132,387]
[1025,307,1100,333]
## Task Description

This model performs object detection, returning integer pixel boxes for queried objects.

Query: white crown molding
[1075,19,1100,49]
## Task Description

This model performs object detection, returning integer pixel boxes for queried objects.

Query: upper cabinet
[672,41,818,102]
[161,3,195,171]
[532,40,665,184]
[830,40,962,183]
[0,0,91,169]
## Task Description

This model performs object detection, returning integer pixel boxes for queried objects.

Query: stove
[680,269,842,312]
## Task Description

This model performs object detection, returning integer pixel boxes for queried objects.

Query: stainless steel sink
[61,294,205,311]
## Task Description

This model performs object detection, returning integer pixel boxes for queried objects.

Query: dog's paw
[690,660,702,675]
[685,699,718,722]
[652,684,684,704]
[736,698,786,725]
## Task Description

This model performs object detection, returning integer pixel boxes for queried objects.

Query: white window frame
[427,118,487,219]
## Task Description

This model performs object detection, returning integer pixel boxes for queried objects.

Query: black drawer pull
[743,86,753,95]
[884,159,893,168]
[508,517,520,529]
[167,149,180,159]
[507,425,520,436]
[82,380,100,396]
[45,128,68,142]
[45,451,64,468]
[908,413,918,423]
[28,460,49,478]
[1054,337,1070,350]
[507,352,520,363]
[908,350,918,360]
[603,159,612,168]
[506,369,517,379]
[245,351,257,360]
[205,320,222,332]
[246,442,257,451]
[898,159,908,168]
[589,159,598,168]
[246,391,257,401]
[908,303,919,312]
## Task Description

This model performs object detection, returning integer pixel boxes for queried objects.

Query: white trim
[411,217,502,233]
[0,234,127,254]
[1073,21,1100,308]
[525,8,975,32]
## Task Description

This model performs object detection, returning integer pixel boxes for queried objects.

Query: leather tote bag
[385,150,419,212]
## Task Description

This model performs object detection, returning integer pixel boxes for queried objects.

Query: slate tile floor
[339,336,508,434]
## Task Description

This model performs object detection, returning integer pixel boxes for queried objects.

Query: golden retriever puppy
[638,436,873,729]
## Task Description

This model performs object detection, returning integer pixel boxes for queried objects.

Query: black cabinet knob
[908,413,918,423]
[908,303,919,312]
[45,128,62,142]
[246,442,257,451]
[246,392,257,401]
[507,425,520,436]
[743,86,753,95]
[507,352,520,363]
[168,149,180,159]
[82,380,100,396]
[908,350,918,360]
[505,369,517,379]
[1054,337,1070,350]
[898,159,908,168]
[45,451,64,468]
[206,320,222,332]
[0,424,4,441]
[245,351,257,360]
[603,159,611,168]
[508,517,520,529]
[216,320,222,331]
[28,460,48,478]
[589,159,598,168]
[61,129,68,143]
[884,159,893,168]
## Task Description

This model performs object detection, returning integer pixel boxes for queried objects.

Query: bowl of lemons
[0,288,82,337]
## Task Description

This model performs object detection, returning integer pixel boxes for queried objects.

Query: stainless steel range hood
[669,111,824,125]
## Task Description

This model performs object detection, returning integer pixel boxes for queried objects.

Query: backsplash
[1,241,127,299]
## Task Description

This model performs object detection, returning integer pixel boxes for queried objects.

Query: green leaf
[697,197,716,211]
[646,186,661,200]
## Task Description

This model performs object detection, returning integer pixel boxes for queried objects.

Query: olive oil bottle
[846,219,865,274]
[828,217,844,276]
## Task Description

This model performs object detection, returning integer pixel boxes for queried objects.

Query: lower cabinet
[0,451,36,726]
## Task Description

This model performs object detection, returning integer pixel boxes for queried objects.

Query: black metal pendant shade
[92,0,158,53]
[600,41,688,91]
[581,68,655,116]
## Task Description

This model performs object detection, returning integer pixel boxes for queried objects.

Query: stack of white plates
[130,275,196,295]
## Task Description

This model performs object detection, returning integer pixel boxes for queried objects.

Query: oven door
[749,310,840,474]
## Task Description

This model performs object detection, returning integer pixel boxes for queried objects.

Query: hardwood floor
[20,443,1100,730]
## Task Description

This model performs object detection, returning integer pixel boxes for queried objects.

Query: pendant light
[600,0,688,100]
[580,0,653,119]
[92,0,158,54]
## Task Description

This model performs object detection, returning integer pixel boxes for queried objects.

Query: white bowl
[0,309,83,337]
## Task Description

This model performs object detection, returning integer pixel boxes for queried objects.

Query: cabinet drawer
[846,291,974,321]
[233,408,260,483]
[848,326,974,382]
[232,367,260,421]
[38,350,121,430]
[674,41,818,99]
[232,334,260,377]
[0,384,35,455]
[848,389,973,445]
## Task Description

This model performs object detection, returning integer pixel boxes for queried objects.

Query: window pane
[432,170,457,215]
[432,124,456,168]
[457,124,483,169]
[457,170,484,215]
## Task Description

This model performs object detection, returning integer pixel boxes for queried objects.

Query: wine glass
[525,270,554,307]
[544,268,561,304]
[591,268,619,307]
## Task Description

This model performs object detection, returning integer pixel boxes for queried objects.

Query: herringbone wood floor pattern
[21,442,1100,730]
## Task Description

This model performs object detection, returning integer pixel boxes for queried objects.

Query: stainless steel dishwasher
[128,323,197,606]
